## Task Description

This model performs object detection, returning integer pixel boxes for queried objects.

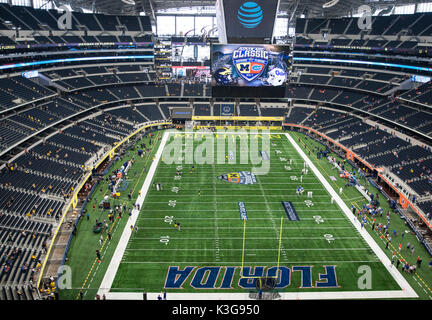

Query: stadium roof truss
[58,0,429,18]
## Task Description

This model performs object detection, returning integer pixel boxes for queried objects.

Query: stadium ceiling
[60,0,429,22]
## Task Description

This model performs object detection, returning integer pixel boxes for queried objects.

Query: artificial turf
[59,129,432,299]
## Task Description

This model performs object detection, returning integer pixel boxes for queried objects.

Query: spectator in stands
[36,260,41,272]
[7,232,13,244]
[21,263,28,274]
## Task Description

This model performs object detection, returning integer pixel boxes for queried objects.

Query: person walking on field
[416,256,422,268]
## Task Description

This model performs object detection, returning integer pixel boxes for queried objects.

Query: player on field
[173,221,181,231]
[296,186,304,195]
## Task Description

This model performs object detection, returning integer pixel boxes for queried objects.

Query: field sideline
[59,129,432,300]
[97,130,417,300]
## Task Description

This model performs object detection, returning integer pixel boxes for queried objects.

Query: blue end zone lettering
[164,265,339,290]
[219,267,237,289]
[164,266,195,289]
[282,201,300,221]
[266,266,291,288]
[292,266,313,288]
[190,267,221,289]
[315,265,339,288]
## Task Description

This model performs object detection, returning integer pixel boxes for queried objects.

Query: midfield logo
[218,171,257,185]
[232,47,268,82]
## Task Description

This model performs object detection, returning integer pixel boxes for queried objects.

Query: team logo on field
[232,47,268,82]
[164,265,339,289]
[218,171,257,185]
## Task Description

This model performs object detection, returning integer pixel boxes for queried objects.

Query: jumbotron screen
[211,44,291,97]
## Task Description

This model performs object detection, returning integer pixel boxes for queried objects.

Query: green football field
[107,131,401,295]
[60,129,432,300]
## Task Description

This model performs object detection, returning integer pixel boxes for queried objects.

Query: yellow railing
[194,125,282,130]
[192,116,283,121]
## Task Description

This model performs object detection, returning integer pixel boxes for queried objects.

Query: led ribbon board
[0,55,154,71]
[293,57,432,73]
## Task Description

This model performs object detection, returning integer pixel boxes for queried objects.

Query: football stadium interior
[0,0,432,302]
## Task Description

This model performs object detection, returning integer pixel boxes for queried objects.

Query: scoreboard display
[211,44,291,97]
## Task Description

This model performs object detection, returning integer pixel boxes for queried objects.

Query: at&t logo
[237,2,263,29]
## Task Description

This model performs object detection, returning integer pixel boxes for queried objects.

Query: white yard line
[131,236,361,240]
[97,131,169,297]
[131,226,355,229]
[212,164,221,262]
[119,259,380,264]
[140,188,331,190]
[134,217,347,220]
[141,201,346,204]
[146,194,333,197]
[125,248,371,251]
[134,209,342,212]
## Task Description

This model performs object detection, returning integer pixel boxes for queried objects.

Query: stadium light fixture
[121,0,136,5]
